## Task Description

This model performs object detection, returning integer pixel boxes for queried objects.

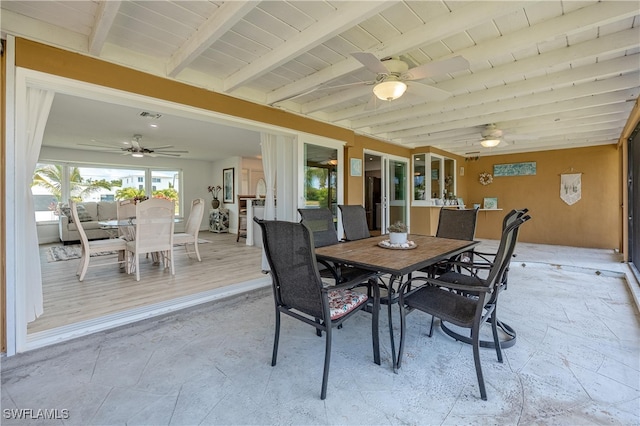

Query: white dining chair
[125,198,175,281]
[70,200,128,281]
[173,198,205,261]
[116,199,137,240]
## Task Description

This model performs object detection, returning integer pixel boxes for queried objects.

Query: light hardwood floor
[29,232,265,334]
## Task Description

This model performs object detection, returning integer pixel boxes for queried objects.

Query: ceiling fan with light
[478,123,539,148]
[79,134,188,158]
[351,52,470,102]
[480,124,504,148]
[273,52,470,107]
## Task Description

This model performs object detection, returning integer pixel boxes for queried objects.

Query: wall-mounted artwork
[483,197,498,209]
[350,158,362,176]
[223,167,235,203]
[493,161,537,177]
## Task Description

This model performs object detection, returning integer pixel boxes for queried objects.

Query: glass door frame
[297,135,345,236]
[363,149,410,234]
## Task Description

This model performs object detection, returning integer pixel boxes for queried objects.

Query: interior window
[31,163,183,221]
[304,143,338,217]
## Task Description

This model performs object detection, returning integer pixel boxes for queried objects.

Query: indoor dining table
[315,234,480,371]
[98,218,181,266]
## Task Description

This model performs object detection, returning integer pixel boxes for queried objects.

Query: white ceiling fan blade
[272,81,371,104]
[406,81,451,101]
[404,55,469,81]
[155,150,189,153]
[351,52,389,74]
[154,152,182,157]
[78,143,122,149]
[147,145,174,150]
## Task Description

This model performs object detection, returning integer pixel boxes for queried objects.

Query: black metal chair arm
[398,274,490,301]
[322,273,379,292]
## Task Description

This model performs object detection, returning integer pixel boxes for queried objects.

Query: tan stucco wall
[463,145,620,249]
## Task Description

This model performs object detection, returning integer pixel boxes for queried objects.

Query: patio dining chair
[70,200,127,281]
[420,207,479,277]
[337,204,370,241]
[255,218,380,400]
[298,208,377,286]
[397,213,531,400]
[436,208,530,349]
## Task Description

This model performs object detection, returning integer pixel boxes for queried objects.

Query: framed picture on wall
[350,158,362,176]
[483,197,498,209]
[223,168,235,203]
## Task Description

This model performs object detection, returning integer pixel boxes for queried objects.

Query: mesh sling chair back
[298,208,378,286]
[338,205,370,241]
[255,218,380,400]
[436,207,479,241]
[422,207,479,275]
[397,213,531,400]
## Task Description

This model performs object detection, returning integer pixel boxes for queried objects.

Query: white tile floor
[2,241,639,425]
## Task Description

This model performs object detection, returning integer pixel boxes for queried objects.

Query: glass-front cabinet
[412,153,456,206]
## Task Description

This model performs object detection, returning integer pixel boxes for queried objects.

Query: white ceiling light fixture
[373,78,407,101]
[480,138,501,148]
[480,124,504,148]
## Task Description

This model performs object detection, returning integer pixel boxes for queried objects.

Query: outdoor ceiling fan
[350,52,470,103]
[273,52,469,107]
[478,124,538,148]
[480,124,504,148]
[79,134,188,158]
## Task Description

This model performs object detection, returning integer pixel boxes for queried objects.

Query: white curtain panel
[260,133,278,271]
[25,88,55,322]
[275,135,297,223]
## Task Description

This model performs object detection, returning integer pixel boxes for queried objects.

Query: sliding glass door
[387,158,409,230]
[364,151,409,234]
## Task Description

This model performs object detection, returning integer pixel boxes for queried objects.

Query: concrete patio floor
[2,241,639,425]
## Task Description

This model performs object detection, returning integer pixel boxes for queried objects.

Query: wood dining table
[315,234,480,371]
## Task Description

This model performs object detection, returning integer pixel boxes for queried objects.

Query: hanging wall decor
[493,161,537,176]
[560,173,582,205]
[479,172,493,185]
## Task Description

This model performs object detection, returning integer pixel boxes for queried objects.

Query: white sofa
[59,201,118,244]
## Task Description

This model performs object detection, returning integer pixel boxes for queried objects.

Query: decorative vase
[211,199,220,209]
[389,232,408,245]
